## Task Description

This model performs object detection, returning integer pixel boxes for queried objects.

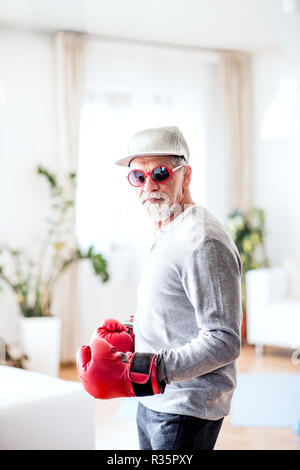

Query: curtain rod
[0,21,248,56]
[89,32,223,55]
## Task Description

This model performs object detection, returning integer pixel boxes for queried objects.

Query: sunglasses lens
[128,170,145,187]
[152,166,170,183]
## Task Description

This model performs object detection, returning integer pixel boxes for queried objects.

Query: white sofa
[0,365,95,450]
[245,266,300,353]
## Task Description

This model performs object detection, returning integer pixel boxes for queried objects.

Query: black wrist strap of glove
[130,353,166,396]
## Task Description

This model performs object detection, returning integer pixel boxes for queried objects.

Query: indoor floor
[59,344,300,450]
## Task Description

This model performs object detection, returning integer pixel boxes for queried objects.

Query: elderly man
[77,126,242,451]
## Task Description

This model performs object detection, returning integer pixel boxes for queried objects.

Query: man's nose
[143,174,159,192]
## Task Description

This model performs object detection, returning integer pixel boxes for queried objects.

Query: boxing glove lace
[97,317,134,353]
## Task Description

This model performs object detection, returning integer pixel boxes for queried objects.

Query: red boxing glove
[97,317,134,353]
[123,315,135,344]
[76,330,165,400]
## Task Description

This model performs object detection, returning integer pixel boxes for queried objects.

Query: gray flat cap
[115,125,190,167]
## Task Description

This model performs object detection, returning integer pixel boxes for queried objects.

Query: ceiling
[0,0,291,52]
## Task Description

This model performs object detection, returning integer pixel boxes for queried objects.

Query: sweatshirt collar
[155,203,198,238]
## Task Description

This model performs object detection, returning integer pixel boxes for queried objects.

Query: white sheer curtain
[219,51,252,214]
[74,38,221,347]
[52,31,85,362]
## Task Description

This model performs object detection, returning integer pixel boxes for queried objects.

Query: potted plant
[0,166,109,375]
[226,207,269,342]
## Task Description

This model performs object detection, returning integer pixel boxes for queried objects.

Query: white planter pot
[20,316,61,377]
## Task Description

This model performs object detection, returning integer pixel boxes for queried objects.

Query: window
[76,38,218,260]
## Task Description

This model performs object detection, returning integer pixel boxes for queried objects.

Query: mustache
[141,192,170,204]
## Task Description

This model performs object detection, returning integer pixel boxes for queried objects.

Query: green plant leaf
[1,165,110,317]
[87,245,94,257]
[37,166,57,189]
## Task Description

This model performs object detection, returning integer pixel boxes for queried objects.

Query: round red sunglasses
[127,165,184,187]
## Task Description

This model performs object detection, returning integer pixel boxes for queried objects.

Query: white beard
[142,192,172,222]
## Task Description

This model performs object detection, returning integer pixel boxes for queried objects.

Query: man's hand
[76,329,165,399]
[97,317,134,353]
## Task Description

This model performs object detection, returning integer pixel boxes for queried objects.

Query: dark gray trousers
[136,402,224,451]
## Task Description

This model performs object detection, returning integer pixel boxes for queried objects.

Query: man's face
[128,155,190,222]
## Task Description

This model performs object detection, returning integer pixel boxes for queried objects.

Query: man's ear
[182,165,192,189]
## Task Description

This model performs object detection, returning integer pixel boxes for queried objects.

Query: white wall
[4,30,295,361]
[0,30,150,359]
[251,46,300,266]
[0,30,56,346]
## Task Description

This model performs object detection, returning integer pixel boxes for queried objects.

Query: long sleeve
[158,238,242,384]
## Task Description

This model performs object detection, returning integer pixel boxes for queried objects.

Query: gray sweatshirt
[134,204,242,420]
